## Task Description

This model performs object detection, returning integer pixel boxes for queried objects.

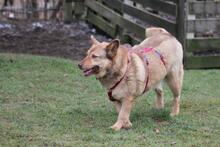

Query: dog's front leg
[114,101,121,114]
[111,97,133,131]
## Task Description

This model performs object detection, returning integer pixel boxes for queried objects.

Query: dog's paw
[170,107,180,117]
[110,121,132,131]
[110,122,123,131]
[122,121,132,129]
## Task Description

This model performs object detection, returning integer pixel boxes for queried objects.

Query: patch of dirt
[0,20,110,60]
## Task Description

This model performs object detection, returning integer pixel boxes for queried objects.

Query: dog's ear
[106,39,120,59]
[90,35,99,44]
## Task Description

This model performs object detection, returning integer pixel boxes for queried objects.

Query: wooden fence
[185,0,220,68]
[65,0,220,69]
[0,0,63,21]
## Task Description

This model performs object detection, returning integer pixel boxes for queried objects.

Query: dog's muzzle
[78,64,99,77]
[78,63,83,70]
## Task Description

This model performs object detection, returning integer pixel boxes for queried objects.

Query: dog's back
[133,27,183,71]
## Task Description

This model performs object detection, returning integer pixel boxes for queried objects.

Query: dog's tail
[145,27,170,38]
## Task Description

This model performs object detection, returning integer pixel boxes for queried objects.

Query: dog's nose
[78,63,83,70]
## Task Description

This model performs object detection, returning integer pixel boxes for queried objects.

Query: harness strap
[107,51,131,102]
[107,48,166,101]
[141,48,166,94]
[155,50,166,66]
[107,71,127,101]
[142,59,149,94]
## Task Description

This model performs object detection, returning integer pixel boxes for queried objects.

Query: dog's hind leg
[154,82,164,109]
[166,64,184,116]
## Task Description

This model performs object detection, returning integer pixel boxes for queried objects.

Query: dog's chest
[111,54,148,99]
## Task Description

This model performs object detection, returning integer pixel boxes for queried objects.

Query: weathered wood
[102,0,122,13]
[188,1,220,15]
[121,33,141,45]
[66,0,82,2]
[184,0,220,69]
[51,0,63,19]
[64,0,73,23]
[185,55,220,69]
[187,38,220,52]
[86,9,117,37]
[74,1,85,18]
[167,0,177,3]
[122,3,176,35]
[85,0,145,39]
[44,0,48,20]
[176,0,186,56]
[129,0,177,16]
[187,18,220,33]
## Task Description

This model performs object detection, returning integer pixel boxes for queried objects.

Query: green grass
[0,53,220,147]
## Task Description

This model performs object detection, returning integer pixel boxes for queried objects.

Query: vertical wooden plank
[26,0,31,19]
[177,0,186,48]
[64,0,73,23]
[50,0,63,20]
[32,0,38,19]
[74,1,85,19]
[176,0,186,63]
[44,0,48,20]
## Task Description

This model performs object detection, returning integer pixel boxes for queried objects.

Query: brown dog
[79,27,184,131]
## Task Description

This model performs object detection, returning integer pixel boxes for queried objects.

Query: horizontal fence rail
[187,18,220,33]
[122,2,177,35]
[129,0,177,16]
[187,38,220,53]
[186,55,220,69]
[188,1,220,16]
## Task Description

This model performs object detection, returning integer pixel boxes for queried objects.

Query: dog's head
[78,36,120,78]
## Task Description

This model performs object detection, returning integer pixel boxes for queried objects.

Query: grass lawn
[0,53,220,147]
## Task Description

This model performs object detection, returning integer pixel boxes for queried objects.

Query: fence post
[74,0,85,19]
[64,0,73,23]
[176,0,186,57]
[44,0,48,20]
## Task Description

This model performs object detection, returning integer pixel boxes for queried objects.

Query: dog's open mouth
[83,65,99,76]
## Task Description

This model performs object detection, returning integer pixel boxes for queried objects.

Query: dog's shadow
[130,108,172,129]
[67,106,173,130]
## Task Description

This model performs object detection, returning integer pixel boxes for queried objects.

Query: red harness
[107,51,131,102]
[107,48,166,102]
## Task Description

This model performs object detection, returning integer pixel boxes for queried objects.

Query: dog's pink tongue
[84,69,93,76]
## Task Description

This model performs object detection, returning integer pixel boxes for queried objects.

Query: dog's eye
[92,54,98,58]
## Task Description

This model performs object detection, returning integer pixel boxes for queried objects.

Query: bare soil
[0,20,110,60]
